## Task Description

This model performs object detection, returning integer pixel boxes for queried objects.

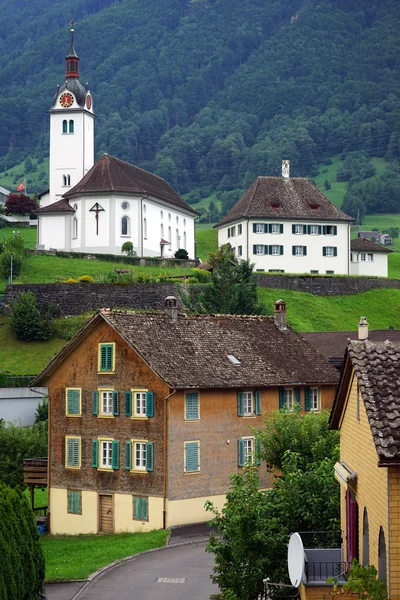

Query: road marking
[156,577,186,584]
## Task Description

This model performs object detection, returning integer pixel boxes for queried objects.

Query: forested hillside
[0,0,399,218]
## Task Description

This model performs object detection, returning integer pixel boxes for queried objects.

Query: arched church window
[378,527,387,586]
[63,175,71,186]
[143,204,147,214]
[362,508,369,566]
[69,120,74,134]
[121,216,129,236]
[73,204,78,212]
[168,213,171,222]
[72,217,78,239]
[143,218,147,239]
[183,231,186,250]
[176,216,179,224]
[176,228,180,248]
[62,120,68,134]
[183,218,186,228]
[168,226,171,242]
[160,210,163,220]
[161,224,164,239]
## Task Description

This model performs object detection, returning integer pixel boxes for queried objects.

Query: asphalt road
[76,541,217,600]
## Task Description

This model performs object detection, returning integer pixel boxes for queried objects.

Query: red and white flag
[16,181,25,192]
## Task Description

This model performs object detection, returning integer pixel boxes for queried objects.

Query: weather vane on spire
[69,19,76,30]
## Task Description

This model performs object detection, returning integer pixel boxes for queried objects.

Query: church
[36,26,197,259]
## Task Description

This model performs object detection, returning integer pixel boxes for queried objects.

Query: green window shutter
[100,345,107,371]
[292,224,295,234]
[255,438,262,466]
[318,225,322,234]
[268,245,272,255]
[111,440,120,470]
[305,387,311,412]
[91,440,98,468]
[307,225,311,235]
[125,441,132,470]
[279,388,285,409]
[67,438,74,466]
[303,225,307,234]
[75,491,81,513]
[68,491,81,514]
[112,391,120,416]
[92,391,98,415]
[253,223,257,233]
[323,225,327,235]
[67,389,80,415]
[253,245,257,255]
[237,392,244,416]
[255,391,261,415]
[295,387,301,409]
[334,247,338,257]
[292,246,296,256]
[73,438,80,467]
[238,440,245,467]
[333,226,337,235]
[323,247,327,257]
[265,224,269,233]
[125,391,132,417]
[100,344,113,371]
[303,246,307,256]
[146,442,154,472]
[146,392,154,418]
[134,497,148,521]
[186,393,199,420]
[280,245,284,255]
[280,224,284,234]
[186,442,199,472]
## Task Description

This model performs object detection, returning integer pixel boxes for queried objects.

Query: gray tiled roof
[303,330,400,362]
[216,177,353,227]
[63,154,198,215]
[102,311,339,388]
[351,237,392,253]
[347,340,400,465]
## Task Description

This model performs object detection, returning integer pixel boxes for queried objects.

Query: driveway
[75,541,217,600]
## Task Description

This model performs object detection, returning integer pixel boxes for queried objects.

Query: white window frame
[231,226,236,237]
[72,217,78,239]
[255,223,264,233]
[294,246,304,256]
[310,387,319,411]
[325,225,334,235]
[238,245,242,256]
[134,441,147,471]
[238,224,242,235]
[271,223,280,234]
[325,247,334,257]
[243,437,255,463]
[134,391,147,417]
[310,224,319,235]
[243,391,253,416]
[285,388,294,411]
[100,440,113,469]
[367,253,373,262]
[294,224,303,235]
[256,245,264,255]
[121,215,130,237]
[360,253,366,261]
[271,245,280,256]
[100,390,113,416]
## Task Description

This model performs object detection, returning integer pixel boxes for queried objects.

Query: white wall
[350,252,388,277]
[38,215,67,249]
[218,219,350,275]
[0,387,48,426]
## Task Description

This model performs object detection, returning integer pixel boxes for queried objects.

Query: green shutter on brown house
[255,391,261,415]
[92,391,98,415]
[146,392,154,418]
[125,441,132,470]
[238,440,245,467]
[125,392,132,417]
[146,442,154,472]
[112,391,120,416]
[91,440,98,468]
[111,440,120,470]
[237,392,244,416]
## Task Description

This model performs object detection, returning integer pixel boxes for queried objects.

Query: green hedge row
[0,484,45,599]
[55,250,196,267]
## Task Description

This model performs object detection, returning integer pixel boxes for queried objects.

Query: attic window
[228,355,241,366]
[270,202,280,208]
[309,203,320,209]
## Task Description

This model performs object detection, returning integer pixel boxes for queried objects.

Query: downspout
[247,218,250,259]
[347,223,350,274]
[140,194,148,257]
[163,387,176,530]
[387,469,391,597]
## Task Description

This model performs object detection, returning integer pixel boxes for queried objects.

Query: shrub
[65,277,77,283]
[0,483,45,600]
[192,268,212,283]
[0,250,24,280]
[175,248,189,260]
[121,241,134,256]
[0,420,48,488]
[78,275,95,283]
[324,179,331,190]
[11,291,55,341]
[34,398,48,424]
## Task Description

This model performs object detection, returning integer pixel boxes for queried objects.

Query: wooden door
[99,495,113,533]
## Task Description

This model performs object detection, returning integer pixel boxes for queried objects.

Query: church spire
[66,20,79,79]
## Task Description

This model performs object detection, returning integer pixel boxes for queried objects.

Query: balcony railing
[306,560,349,582]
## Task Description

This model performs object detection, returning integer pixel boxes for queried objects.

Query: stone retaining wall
[256,274,400,296]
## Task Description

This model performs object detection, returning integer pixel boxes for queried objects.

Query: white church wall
[114,195,140,255]
[83,196,110,249]
[38,215,66,249]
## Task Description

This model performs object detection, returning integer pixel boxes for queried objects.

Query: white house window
[310,388,319,410]
[121,201,129,210]
[168,213,171,222]
[310,225,319,235]
[73,203,78,212]
[361,253,374,262]
[324,225,336,235]
[238,224,242,235]
[121,216,130,236]
[63,174,71,186]
[143,204,147,214]
[134,442,147,470]
[271,245,280,255]
[367,253,373,261]
[256,245,264,255]
[285,388,294,411]
[72,217,78,239]
[231,226,236,237]
[100,441,113,468]
[294,224,304,234]
[101,391,113,415]
[238,245,242,256]
[351,253,354,262]
[294,246,304,256]
[143,218,147,239]
[325,247,335,257]
[176,216,179,224]
[271,223,280,234]
[255,223,264,233]
[360,253,366,261]
[243,437,254,462]
[243,392,253,416]
[134,392,147,417]
[176,229,180,247]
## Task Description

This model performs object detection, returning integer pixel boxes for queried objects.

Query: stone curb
[71,537,210,600]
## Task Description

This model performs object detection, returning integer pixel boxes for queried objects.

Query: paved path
[46,582,85,600]
[76,541,217,600]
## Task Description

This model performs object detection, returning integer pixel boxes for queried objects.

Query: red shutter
[346,489,358,563]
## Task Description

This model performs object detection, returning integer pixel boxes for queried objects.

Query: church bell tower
[47,22,94,206]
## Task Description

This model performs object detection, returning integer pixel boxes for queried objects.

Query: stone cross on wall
[282,160,290,179]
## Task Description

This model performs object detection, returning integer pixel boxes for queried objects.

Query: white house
[215,161,354,275]
[350,237,392,277]
[36,26,197,258]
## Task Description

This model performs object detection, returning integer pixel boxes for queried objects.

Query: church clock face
[59,92,74,108]
[86,95,92,110]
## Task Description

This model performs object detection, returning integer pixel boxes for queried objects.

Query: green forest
[0,0,399,220]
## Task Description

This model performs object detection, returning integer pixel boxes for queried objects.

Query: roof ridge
[106,155,147,195]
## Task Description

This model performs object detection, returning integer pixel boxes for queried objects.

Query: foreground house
[215,160,353,275]
[350,237,392,277]
[32,299,338,534]
[329,339,400,596]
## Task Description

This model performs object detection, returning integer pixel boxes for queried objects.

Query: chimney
[164,296,178,322]
[282,159,290,180]
[274,299,287,330]
[358,316,368,341]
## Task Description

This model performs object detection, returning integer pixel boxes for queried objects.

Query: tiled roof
[215,177,353,227]
[36,198,75,214]
[303,330,400,363]
[32,310,339,389]
[63,154,198,215]
[351,237,392,253]
[332,340,400,465]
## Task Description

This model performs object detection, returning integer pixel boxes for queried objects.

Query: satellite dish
[288,532,306,588]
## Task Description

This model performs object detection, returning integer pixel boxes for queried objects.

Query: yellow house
[329,338,400,597]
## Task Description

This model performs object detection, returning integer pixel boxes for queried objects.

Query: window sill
[65,465,81,470]
[67,511,82,516]
[97,467,114,472]
[66,413,82,417]
[98,371,115,375]
[130,469,148,475]
[184,470,201,475]
[242,415,257,419]
[121,235,131,238]
[184,417,201,422]
[98,414,115,419]
[131,416,148,421]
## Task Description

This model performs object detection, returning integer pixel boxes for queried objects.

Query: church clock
[86,95,92,110]
[59,92,74,108]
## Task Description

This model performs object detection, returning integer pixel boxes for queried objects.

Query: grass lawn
[191,191,220,213]
[0,157,49,192]
[1,226,37,249]
[0,315,66,375]
[23,487,48,509]
[41,530,168,581]
[258,287,400,331]
[195,226,218,260]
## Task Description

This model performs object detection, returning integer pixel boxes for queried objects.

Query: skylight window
[228,355,241,366]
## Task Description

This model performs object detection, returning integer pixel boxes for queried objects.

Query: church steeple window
[69,120,74,133]
[63,120,68,133]
[63,175,71,186]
